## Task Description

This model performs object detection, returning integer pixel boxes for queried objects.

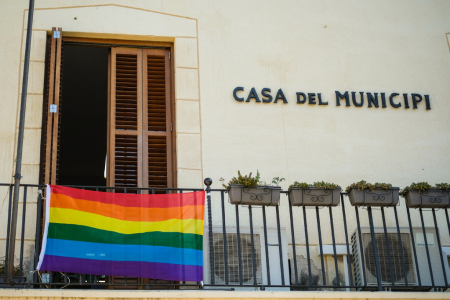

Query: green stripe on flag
[47,223,203,251]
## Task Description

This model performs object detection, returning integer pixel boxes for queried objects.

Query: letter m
[335,91,350,107]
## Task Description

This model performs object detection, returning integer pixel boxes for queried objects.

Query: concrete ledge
[1,289,449,300]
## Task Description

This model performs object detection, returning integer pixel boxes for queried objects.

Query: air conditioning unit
[352,227,450,289]
[203,225,290,291]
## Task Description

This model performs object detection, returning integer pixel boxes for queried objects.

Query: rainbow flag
[37,185,205,281]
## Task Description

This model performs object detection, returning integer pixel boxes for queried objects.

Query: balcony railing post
[367,206,383,291]
[419,208,435,288]
[329,206,340,288]
[248,205,257,286]
[393,206,408,286]
[262,206,271,285]
[204,178,214,284]
[275,205,285,286]
[355,206,367,286]
[340,194,354,287]
[7,0,35,283]
[432,208,448,287]
[302,206,312,287]
[380,207,395,286]
[315,207,326,286]
[406,205,422,286]
[220,191,229,285]
[18,186,28,283]
[33,188,43,285]
[288,195,299,286]
[445,209,450,237]
[235,204,243,285]
[4,185,13,283]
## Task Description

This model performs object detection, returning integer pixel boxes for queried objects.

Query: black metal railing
[0,181,449,291]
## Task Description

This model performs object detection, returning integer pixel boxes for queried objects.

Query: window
[40,29,177,289]
[40,29,176,190]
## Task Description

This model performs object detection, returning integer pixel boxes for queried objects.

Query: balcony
[1,182,449,292]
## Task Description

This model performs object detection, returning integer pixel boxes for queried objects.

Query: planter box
[404,189,450,208]
[348,187,399,207]
[288,187,341,206]
[227,184,281,206]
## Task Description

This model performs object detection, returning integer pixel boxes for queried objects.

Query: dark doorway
[58,45,108,186]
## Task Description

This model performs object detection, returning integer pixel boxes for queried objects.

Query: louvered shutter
[43,27,63,185]
[107,48,143,189]
[143,49,173,190]
[108,48,174,190]
[107,48,175,289]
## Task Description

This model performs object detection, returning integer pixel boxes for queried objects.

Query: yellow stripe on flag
[49,207,204,235]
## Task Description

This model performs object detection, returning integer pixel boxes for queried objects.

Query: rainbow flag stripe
[37,185,205,281]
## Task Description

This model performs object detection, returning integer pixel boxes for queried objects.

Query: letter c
[389,93,401,108]
[233,87,244,102]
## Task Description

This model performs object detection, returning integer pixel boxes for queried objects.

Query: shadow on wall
[290,255,322,290]
[290,255,346,291]
[0,243,35,282]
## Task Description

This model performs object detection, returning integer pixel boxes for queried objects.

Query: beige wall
[0,0,449,281]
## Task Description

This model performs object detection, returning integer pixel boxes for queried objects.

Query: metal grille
[212,233,262,285]
[362,233,416,285]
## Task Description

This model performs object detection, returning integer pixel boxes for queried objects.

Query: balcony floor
[1,289,449,300]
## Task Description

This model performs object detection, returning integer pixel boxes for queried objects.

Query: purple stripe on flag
[40,255,203,281]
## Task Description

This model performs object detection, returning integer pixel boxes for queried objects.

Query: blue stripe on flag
[45,238,203,266]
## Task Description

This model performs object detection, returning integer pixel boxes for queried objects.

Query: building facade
[1,0,450,298]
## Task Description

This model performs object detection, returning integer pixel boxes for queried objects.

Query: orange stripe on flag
[49,185,204,208]
[50,193,205,222]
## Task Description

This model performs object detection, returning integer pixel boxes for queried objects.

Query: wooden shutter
[108,48,174,190]
[107,47,174,288]
[107,48,143,189]
[43,27,63,184]
[143,49,173,190]
[108,49,143,288]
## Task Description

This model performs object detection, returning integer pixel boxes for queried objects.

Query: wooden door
[40,37,175,288]
[107,47,144,189]
[107,47,175,289]
[143,48,173,191]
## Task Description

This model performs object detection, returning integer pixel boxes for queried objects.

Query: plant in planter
[223,170,282,206]
[271,177,286,186]
[345,180,399,207]
[0,259,24,278]
[400,182,450,208]
[288,181,341,206]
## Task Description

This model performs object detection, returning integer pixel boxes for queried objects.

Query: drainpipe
[7,0,35,285]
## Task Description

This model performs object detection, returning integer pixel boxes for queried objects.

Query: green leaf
[345,180,392,193]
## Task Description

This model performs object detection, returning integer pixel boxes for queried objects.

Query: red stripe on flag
[49,185,205,209]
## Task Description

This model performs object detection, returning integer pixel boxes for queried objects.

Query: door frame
[59,36,177,188]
